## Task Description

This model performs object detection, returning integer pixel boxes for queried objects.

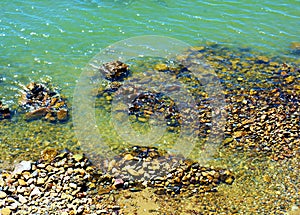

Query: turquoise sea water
[0,0,299,160]
[1,2,299,213]
[1,0,299,100]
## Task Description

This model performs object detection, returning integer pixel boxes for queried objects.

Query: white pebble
[30,187,41,197]
[13,161,32,175]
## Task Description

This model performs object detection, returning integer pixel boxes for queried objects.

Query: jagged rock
[19,82,69,122]
[100,61,130,81]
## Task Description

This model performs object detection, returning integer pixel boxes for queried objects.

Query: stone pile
[128,92,181,129]
[0,149,124,215]
[0,147,235,214]
[19,82,69,122]
[100,146,234,195]
[180,45,300,160]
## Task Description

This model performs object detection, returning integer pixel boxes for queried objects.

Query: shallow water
[0,1,299,214]
[1,0,299,99]
[0,0,299,161]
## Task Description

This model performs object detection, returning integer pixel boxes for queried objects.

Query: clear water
[0,2,299,212]
[1,0,299,100]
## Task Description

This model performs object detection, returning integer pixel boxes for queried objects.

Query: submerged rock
[0,101,11,120]
[290,41,300,55]
[96,61,130,98]
[100,60,130,81]
[19,82,69,122]
[128,91,181,130]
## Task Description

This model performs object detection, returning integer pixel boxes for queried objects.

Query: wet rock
[100,61,130,81]
[41,148,58,162]
[19,82,69,122]
[290,41,300,55]
[72,154,84,162]
[57,108,68,121]
[25,107,48,120]
[0,101,11,120]
[154,63,168,71]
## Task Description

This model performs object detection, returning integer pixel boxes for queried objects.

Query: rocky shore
[0,43,299,214]
[0,148,235,215]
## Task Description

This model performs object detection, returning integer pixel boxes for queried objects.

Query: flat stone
[0,191,7,199]
[1,208,11,215]
[69,183,77,189]
[30,187,41,197]
[18,179,27,186]
[25,107,48,120]
[13,161,32,175]
[36,178,45,185]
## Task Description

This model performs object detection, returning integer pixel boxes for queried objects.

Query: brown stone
[41,148,58,161]
[0,101,11,119]
[57,109,68,121]
[101,61,129,81]
[25,107,48,120]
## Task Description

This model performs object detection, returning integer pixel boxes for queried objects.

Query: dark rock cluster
[0,101,11,120]
[18,82,69,122]
[100,60,130,82]
[128,92,181,129]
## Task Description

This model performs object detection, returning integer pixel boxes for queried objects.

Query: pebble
[17,186,26,193]
[69,182,77,189]
[13,161,32,175]
[30,187,41,197]
[1,208,11,215]
[36,178,45,185]
[0,191,7,198]
[18,194,27,204]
